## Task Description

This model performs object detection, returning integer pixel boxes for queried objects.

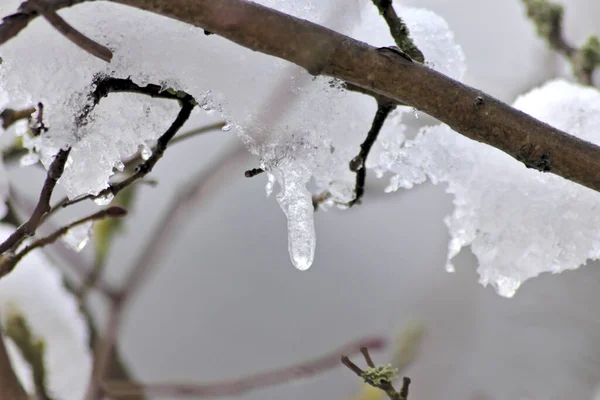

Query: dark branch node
[516,144,552,172]
[474,95,484,108]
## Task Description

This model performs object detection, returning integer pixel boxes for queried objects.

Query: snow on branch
[101,0,600,195]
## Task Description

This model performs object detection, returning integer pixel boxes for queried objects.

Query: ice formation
[373,80,600,297]
[62,220,94,252]
[3,0,600,294]
[0,224,92,398]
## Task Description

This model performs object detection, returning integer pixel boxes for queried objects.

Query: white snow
[375,80,600,297]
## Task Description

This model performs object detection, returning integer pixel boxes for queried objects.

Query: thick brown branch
[105,0,600,195]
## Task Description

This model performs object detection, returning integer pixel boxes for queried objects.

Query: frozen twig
[342,346,411,400]
[102,336,386,398]
[0,148,70,257]
[370,0,424,62]
[27,0,112,62]
[63,77,198,208]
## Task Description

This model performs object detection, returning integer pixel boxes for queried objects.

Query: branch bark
[101,0,600,194]
[3,1,600,192]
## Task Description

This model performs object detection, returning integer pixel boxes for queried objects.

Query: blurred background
[7,0,600,399]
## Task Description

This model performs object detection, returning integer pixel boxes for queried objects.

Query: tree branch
[342,346,411,400]
[523,0,600,85]
[0,148,70,256]
[62,76,198,208]
[102,337,386,398]
[0,0,89,46]
[0,206,127,278]
[349,101,395,206]
[102,0,600,195]
[4,1,600,193]
[27,0,112,62]
[370,0,424,62]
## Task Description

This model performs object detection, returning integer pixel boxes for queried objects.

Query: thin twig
[349,102,395,206]
[0,0,90,45]
[121,121,226,172]
[102,336,386,398]
[522,0,600,85]
[6,189,117,298]
[171,121,226,145]
[371,0,424,62]
[62,77,198,208]
[0,206,126,278]
[342,347,411,400]
[0,148,70,256]
[28,0,112,62]
[85,143,250,399]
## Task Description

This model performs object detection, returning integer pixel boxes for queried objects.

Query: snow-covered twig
[63,76,198,208]
[101,0,600,195]
[102,336,386,398]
